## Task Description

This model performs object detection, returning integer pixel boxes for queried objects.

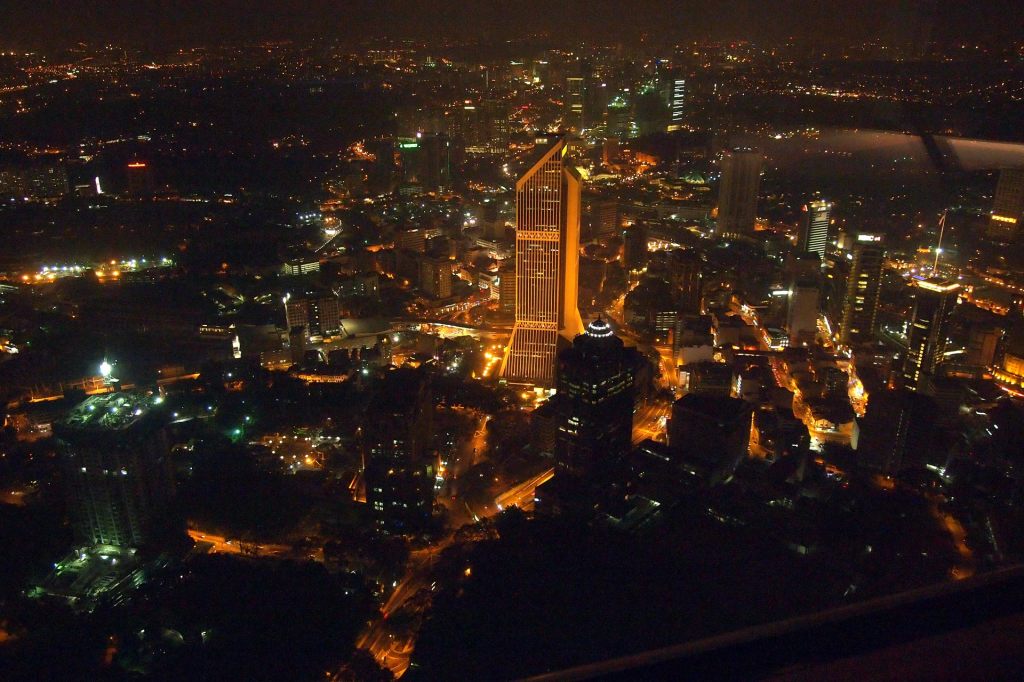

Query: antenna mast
[932,209,947,273]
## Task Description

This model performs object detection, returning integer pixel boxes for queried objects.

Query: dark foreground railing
[522,565,1024,681]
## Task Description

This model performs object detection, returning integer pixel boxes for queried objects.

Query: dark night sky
[0,0,1019,51]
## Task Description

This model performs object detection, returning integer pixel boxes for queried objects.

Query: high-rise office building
[480,200,505,241]
[587,198,619,239]
[498,261,516,314]
[790,251,823,280]
[284,290,341,339]
[717,148,762,235]
[787,279,821,345]
[399,133,453,192]
[622,223,649,272]
[502,135,584,386]
[635,86,668,137]
[394,227,440,253]
[287,326,307,364]
[860,389,938,475]
[565,76,585,132]
[901,277,960,391]
[459,97,507,154]
[994,344,1024,393]
[681,361,734,397]
[669,393,753,482]
[363,369,435,534]
[550,318,636,472]
[419,254,453,299]
[455,102,484,149]
[823,252,850,330]
[481,97,510,154]
[839,234,886,344]
[987,168,1024,242]
[365,138,397,189]
[56,392,175,549]
[667,76,686,131]
[671,250,703,312]
[126,161,154,197]
[607,94,632,140]
[798,199,832,259]
[654,308,683,344]
[965,323,1002,368]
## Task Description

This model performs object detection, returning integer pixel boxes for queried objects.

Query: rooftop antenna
[932,209,947,274]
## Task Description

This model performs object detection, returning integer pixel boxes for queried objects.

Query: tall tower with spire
[501,134,584,386]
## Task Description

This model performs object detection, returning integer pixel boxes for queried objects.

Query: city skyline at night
[1,3,1024,680]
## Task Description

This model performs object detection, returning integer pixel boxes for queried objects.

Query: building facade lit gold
[501,135,584,386]
[987,168,1024,242]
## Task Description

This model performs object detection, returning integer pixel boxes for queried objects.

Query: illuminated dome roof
[585,317,614,338]
[570,316,625,361]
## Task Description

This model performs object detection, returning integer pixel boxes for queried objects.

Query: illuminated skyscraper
[717,148,762,235]
[798,199,831,259]
[839,234,886,344]
[901,277,959,391]
[565,77,585,132]
[986,168,1024,242]
[667,76,686,131]
[502,134,584,386]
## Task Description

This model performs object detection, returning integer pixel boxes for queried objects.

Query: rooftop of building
[61,391,163,432]
[566,317,627,360]
[368,367,428,416]
[585,317,613,338]
[284,286,335,300]
[717,315,748,329]
[807,398,856,424]
[674,393,750,422]
[603,495,662,532]
[687,361,734,377]
[517,132,578,185]
[914,276,961,293]
[30,546,141,611]
[337,317,390,337]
